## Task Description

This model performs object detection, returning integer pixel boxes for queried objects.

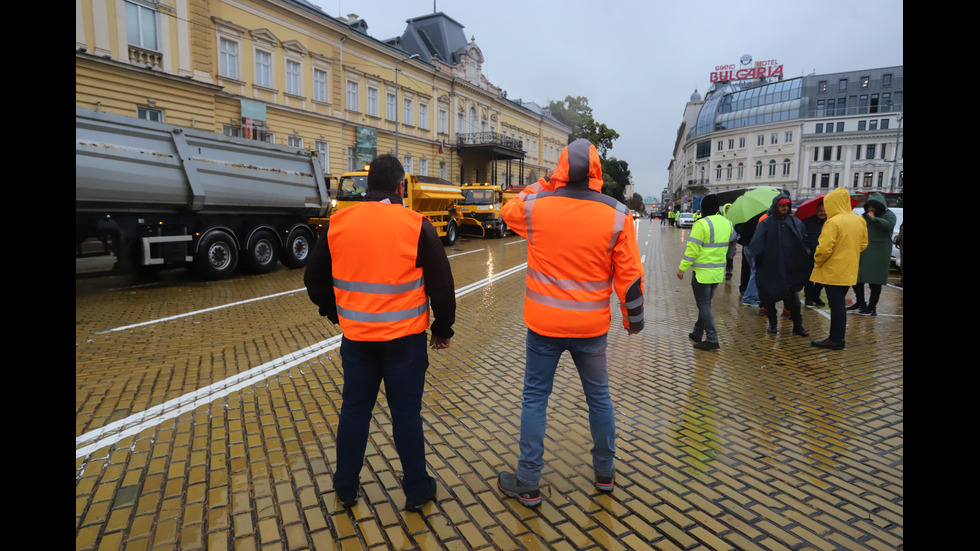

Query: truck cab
[458,182,508,238]
[321,167,464,246]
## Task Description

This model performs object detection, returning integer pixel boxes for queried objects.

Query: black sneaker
[811,338,845,350]
[336,487,359,508]
[497,472,541,507]
[693,341,719,351]
[688,332,702,343]
[404,478,437,512]
[858,307,877,316]
[595,471,615,492]
[845,303,865,312]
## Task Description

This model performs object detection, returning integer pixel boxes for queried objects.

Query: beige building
[75,0,569,188]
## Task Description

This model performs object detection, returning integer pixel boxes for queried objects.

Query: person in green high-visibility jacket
[676,194,737,350]
[668,209,675,227]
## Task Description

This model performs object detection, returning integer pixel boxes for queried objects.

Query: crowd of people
[301,142,897,513]
[673,187,896,351]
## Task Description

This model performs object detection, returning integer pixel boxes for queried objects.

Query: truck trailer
[75,107,330,280]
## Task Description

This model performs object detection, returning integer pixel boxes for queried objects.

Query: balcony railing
[456,132,524,151]
[129,45,163,69]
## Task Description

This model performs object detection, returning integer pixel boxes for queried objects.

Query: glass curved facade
[691,78,803,139]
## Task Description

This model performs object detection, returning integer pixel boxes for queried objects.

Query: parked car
[676,212,695,228]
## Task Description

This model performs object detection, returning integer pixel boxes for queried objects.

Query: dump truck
[457,182,508,238]
[75,107,330,280]
[325,166,464,245]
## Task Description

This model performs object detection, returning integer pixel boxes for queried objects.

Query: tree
[547,96,620,159]
[601,156,630,204]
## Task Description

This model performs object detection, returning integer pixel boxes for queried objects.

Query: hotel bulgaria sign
[710,54,783,82]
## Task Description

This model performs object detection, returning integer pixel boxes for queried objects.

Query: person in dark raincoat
[801,200,828,306]
[748,194,811,336]
[847,192,896,316]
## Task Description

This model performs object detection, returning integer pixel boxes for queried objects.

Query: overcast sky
[317,0,904,199]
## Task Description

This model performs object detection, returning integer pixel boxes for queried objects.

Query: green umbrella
[725,187,782,225]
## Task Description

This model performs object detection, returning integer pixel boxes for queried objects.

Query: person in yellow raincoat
[809,187,868,349]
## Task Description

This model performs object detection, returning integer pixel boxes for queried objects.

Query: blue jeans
[741,246,759,304]
[333,331,433,500]
[517,330,616,485]
[691,277,720,343]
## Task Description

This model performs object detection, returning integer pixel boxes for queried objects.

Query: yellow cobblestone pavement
[76,219,903,550]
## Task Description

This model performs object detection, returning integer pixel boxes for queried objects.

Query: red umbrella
[794,194,859,220]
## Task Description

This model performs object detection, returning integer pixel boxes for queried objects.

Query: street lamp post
[394,53,419,160]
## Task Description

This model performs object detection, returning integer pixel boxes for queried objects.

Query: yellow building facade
[75,0,569,188]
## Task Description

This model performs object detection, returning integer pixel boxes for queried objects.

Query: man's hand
[429,335,451,350]
[676,269,685,280]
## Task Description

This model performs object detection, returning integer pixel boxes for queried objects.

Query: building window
[286,60,301,95]
[869,120,878,131]
[878,171,885,187]
[736,162,744,179]
[346,81,358,111]
[419,102,428,130]
[770,133,778,145]
[827,99,836,116]
[860,76,870,88]
[823,147,832,161]
[439,109,447,134]
[859,94,869,114]
[137,106,162,122]
[757,135,764,147]
[347,146,355,172]
[125,1,158,51]
[836,122,844,132]
[717,140,723,152]
[858,120,867,131]
[837,97,846,116]
[768,160,777,177]
[367,87,378,117]
[738,137,745,148]
[839,79,847,92]
[816,100,825,118]
[386,92,396,121]
[728,139,734,150]
[820,173,830,188]
[866,144,876,159]
[784,131,793,143]
[403,98,413,125]
[254,50,272,88]
[315,140,329,172]
[818,81,827,93]
[313,69,327,102]
[715,165,722,180]
[782,159,791,176]
[755,161,763,178]
[881,118,890,130]
[440,162,447,179]
[287,135,303,148]
[403,155,413,174]
[219,37,239,80]
[883,74,892,87]
[419,158,428,176]
[863,172,873,187]
[726,164,733,179]
[856,145,862,160]
[836,146,842,161]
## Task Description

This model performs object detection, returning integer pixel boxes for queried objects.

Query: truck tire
[245,230,279,274]
[195,231,238,280]
[442,220,458,246]
[497,221,508,238]
[281,228,313,268]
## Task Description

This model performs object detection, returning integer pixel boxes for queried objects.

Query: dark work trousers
[824,285,849,342]
[763,292,803,330]
[691,277,720,344]
[852,283,882,308]
[334,331,433,501]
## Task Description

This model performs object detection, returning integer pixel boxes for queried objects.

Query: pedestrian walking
[303,154,456,511]
[802,201,827,306]
[496,138,645,508]
[677,194,736,350]
[810,187,868,349]
[846,192,896,316]
[735,214,764,307]
[749,194,810,337]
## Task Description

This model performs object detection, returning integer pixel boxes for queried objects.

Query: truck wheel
[195,231,238,280]
[281,228,312,268]
[442,220,458,246]
[497,221,508,238]
[245,230,279,274]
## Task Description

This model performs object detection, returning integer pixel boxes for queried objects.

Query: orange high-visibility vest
[502,139,645,338]
[328,201,429,341]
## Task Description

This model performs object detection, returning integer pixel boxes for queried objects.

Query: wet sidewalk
[76,221,903,550]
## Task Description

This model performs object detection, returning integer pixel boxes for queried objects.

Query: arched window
[754,161,763,178]
[726,163,733,179]
[782,158,791,176]
[716,165,722,180]
[768,159,777,177]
